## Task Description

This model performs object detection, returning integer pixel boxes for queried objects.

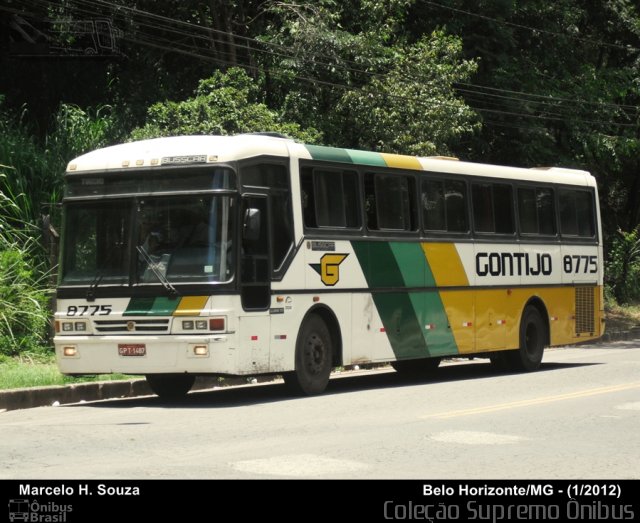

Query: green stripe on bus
[124,296,179,316]
[123,297,154,316]
[346,149,387,166]
[352,241,460,359]
[354,241,404,288]
[388,242,459,356]
[389,243,426,287]
[305,144,353,164]
[352,241,429,359]
[150,297,180,315]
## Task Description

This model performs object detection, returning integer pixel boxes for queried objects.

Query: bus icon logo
[8,499,29,522]
[310,253,349,286]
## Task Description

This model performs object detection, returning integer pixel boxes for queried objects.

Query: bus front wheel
[146,374,195,400]
[508,306,546,372]
[284,314,333,395]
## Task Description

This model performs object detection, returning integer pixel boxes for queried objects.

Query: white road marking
[231,453,369,477]
[429,430,527,445]
[616,402,640,411]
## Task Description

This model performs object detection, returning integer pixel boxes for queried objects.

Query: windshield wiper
[136,245,179,296]
[86,272,105,302]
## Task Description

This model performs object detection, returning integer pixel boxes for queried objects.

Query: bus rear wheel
[508,305,546,372]
[146,374,195,400]
[283,314,333,395]
[391,357,441,376]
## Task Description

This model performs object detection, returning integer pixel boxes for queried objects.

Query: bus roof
[67,134,594,187]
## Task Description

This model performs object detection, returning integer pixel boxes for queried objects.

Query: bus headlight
[62,345,78,357]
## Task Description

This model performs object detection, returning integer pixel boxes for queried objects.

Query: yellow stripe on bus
[439,286,603,355]
[174,296,209,316]
[438,290,475,353]
[422,243,469,287]
[380,153,423,170]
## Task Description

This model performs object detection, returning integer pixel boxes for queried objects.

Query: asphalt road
[1,341,639,479]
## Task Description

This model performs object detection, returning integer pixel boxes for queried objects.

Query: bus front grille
[93,319,170,333]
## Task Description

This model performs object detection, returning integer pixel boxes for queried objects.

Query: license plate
[118,344,146,357]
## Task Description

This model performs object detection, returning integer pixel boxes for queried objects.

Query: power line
[18,0,640,117]
[422,0,640,52]
[457,82,640,112]
[5,1,639,132]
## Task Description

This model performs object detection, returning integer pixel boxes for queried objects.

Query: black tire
[283,314,333,395]
[391,357,441,376]
[508,305,546,372]
[146,374,195,400]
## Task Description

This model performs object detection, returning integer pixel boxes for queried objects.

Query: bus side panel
[351,241,463,361]
[350,293,393,364]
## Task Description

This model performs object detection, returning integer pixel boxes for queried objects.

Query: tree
[337,32,480,155]
[130,67,321,142]
[256,3,480,153]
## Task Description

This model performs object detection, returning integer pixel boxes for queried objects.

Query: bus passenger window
[494,184,514,234]
[518,188,537,234]
[559,190,578,235]
[576,191,595,237]
[560,189,595,238]
[422,180,446,231]
[472,183,494,233]
[301,167,360,230]
[422,178,468,233]
[538,188,556,235]
[518,187,556,236]
[473,182,514,235]
[370,173,416,231]
[445,180,469,233]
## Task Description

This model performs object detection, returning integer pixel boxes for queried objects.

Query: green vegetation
[606,227,640,304]
[0,355,135,390]
[0,1,639,387]
[131,68,322,143]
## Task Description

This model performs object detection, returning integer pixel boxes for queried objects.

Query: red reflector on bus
[379,327,386,333]
[209,318,225,331]
[251,335,258,341]
[274,335,287,340]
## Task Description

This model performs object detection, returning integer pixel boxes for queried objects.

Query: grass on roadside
[0,353,136,390]
[605,301,640,332]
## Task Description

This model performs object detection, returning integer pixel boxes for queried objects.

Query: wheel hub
[305,333,325,374]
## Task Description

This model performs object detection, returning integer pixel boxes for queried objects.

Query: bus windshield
[60,195,235,286]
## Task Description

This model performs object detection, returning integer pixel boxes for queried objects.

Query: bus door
[239,194,271,372]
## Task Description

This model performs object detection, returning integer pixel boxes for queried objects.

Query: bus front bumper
[54,334,241,375]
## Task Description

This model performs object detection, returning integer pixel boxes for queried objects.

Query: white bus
[55,134,604,398]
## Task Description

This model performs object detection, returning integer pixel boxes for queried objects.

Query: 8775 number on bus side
[563,255,597,274]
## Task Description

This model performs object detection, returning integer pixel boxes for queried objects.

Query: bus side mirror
[243,208,261,241]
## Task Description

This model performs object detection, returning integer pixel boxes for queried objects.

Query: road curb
[600,327,640,343]
[0,375,275,412]
[1,330,637,412]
